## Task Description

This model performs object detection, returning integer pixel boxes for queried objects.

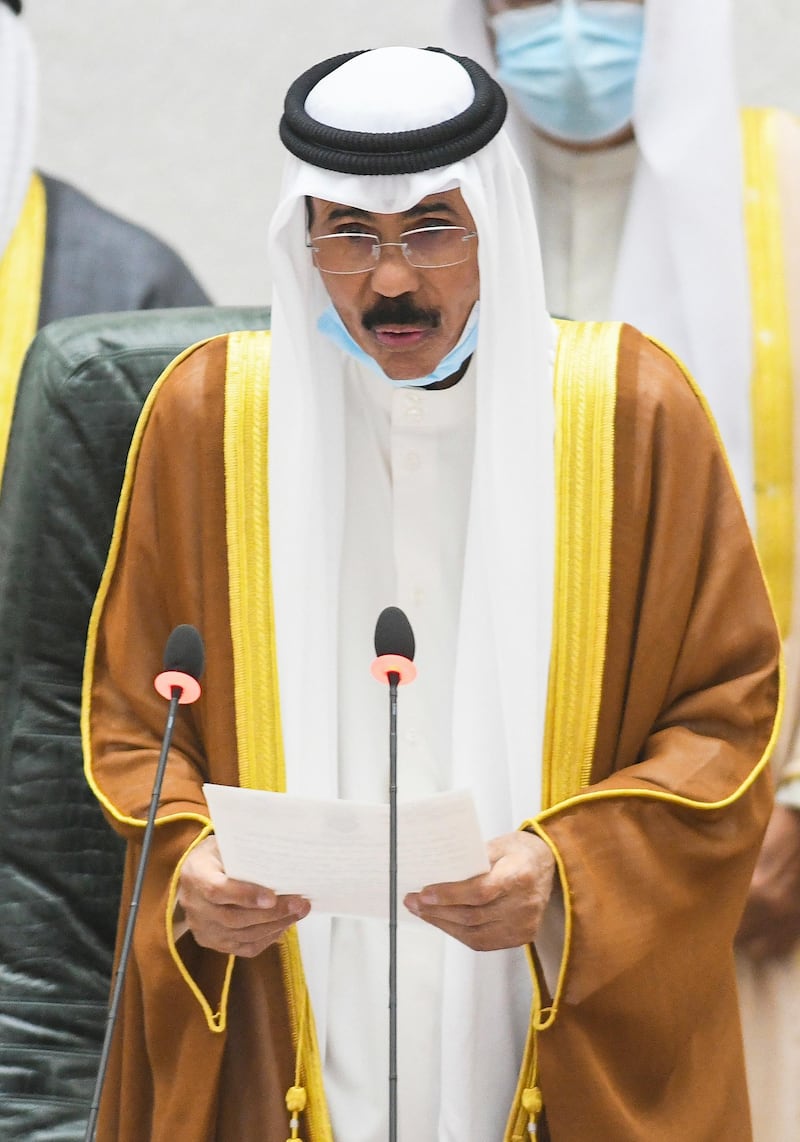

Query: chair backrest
[0,306,270,1139]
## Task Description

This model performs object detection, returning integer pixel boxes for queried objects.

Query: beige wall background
[24,0,800,306]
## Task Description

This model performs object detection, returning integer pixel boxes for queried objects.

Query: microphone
[371,605,417,686]
[84,624,205,1142]
[370,606,416,1142]
[154,623,205,703]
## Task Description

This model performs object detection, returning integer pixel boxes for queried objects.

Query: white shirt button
[403,394,423,422]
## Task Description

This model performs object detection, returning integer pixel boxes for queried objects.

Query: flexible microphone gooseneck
[371,606,417,1142]
[84,624,205,1142]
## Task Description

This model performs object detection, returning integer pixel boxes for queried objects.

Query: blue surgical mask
[491,0,644,146]
[316,301,480,388]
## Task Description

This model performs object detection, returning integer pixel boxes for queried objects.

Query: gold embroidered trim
[542,320,618,807]
[224,331,284,792]
[223,330,331,1141]
[742,107,794,636]
[0,173,46,485]
[506,321,618,1141]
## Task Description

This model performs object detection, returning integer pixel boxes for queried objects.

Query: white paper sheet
[203,784,490,921]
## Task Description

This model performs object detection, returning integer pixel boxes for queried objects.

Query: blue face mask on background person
[317,301,480,388]
[490,0,644,146]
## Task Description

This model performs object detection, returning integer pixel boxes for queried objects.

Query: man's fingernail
[421,889,437,905]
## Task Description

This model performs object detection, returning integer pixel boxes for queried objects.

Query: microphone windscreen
[374,606,415,661]
[163,624,205,680]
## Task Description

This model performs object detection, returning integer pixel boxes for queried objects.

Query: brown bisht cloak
[83,323,780,1141]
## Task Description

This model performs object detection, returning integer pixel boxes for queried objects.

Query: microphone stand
[84,685,183,1142]
[388,670,399,1142]
[371,606,416,1142]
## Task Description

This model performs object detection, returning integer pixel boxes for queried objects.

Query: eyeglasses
[307,226,478,275]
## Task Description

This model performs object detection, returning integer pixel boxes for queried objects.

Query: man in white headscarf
[83,45,779,1142]
[0,0,209,483]
[450,2,800,1136]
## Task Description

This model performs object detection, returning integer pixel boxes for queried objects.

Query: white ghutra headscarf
[267,46,555,1139]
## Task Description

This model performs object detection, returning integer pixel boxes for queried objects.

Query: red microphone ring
[370,654,417,686]
[154,670,202,704]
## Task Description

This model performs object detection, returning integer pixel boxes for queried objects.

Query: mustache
[362,296,440,331]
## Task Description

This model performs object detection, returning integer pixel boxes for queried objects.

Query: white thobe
[326,358,476,1141]
[529,131,637,321]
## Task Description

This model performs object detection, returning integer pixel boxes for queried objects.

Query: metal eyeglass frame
[306,225,478,275]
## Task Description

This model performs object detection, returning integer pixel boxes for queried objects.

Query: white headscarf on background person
[448,0,754,517]
[267,46,555,1137]
[0,3,36,259]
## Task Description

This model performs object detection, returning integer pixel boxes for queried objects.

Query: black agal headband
[279,47,507,176]
[1,0,22,13]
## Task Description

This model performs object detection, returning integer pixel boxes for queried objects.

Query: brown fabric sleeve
[85,339,293,1141]
[533,327,780,1139]
[87,336,240,829]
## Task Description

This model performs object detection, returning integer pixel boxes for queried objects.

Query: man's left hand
[404,830,555,951]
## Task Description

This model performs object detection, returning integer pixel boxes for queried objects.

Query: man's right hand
[176,834,310,958]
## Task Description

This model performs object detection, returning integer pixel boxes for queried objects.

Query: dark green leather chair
[0,306,270,1139]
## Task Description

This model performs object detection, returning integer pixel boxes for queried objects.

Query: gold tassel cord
[523,1086,543,1137]
[285,987,309,1140]
[285,1084,307,1142]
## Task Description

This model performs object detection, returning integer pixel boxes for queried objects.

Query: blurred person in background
[0,0,209,486]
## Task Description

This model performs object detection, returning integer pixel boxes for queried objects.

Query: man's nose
[369,244,422,298]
